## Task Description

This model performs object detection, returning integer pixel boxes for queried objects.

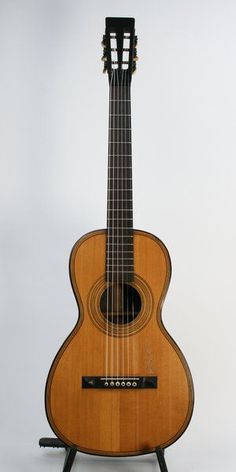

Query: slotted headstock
[102,17,137,82]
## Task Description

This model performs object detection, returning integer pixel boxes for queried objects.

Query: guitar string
[124,69,129,380]
[121,69,125,382]
[106,68,133,382]
[106,68,114,382]
[128,81,134,380]
[116,68,120,382]
[111,69,117,380]
[128,71,132,380]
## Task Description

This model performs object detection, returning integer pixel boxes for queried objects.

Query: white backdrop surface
[0,0,236,471]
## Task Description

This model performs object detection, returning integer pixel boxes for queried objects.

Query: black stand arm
[156,448,168,472]
[39,437,77,472]
[39,437,169,472]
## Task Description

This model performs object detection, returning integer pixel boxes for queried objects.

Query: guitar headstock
[102,17,137,82]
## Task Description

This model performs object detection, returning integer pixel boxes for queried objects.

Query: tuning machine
[101,34,108,73]
[101,34,106,47]
[132,37,138,74]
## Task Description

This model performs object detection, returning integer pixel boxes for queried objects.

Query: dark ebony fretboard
[106,71,133,284]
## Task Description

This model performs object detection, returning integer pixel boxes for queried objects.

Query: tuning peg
[101,55,107,62]
[133,56,139,61]
[101,35,106,47]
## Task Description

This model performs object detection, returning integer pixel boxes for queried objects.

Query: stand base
[39,437,168,472]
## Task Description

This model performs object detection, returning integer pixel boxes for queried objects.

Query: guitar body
[45,229,194,456]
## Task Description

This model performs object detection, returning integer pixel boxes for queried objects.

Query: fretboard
[106,71,133,283]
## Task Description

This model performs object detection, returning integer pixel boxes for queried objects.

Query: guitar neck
[106,70,134,283]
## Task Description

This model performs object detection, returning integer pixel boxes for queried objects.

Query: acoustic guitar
[45,17,194,456]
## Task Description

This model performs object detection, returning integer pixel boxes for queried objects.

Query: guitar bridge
[82,376,157,389]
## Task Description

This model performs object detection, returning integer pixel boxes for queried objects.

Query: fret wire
[106,244,133,246]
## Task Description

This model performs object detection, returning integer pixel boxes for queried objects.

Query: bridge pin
[132,382,137,387]
[110,381,114,387]
[127,381,131,387]
[121,381,125,387]
[104,381,109,387]
[115,381,120,387]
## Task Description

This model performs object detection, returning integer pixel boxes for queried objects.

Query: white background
[0,0,236,471]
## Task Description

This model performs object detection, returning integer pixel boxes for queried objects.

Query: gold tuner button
[134,56,139,61]
[101,56,107,62]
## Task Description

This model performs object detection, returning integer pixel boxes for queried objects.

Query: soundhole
[100,284,142,325]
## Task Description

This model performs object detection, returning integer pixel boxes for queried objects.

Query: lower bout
[47,383,193,455]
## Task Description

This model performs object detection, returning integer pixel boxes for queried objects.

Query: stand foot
[39,437,77,472]
[156,448,168,472]
[39,437,67,449]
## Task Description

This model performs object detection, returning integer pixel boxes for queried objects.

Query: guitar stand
[39,437,168,472]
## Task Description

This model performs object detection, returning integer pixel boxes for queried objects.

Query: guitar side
[45,229,194,456]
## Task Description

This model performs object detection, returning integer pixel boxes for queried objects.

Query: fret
[106,251,133,254]
[106,262,133,265]
[110,100,131,102]
[107,243,133,249]
[106,267,134,270]
[107,226,133,230]
[107,262,134,265]
[107,247,133,254]
[106,257,133,261]
[108,235,133,239]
